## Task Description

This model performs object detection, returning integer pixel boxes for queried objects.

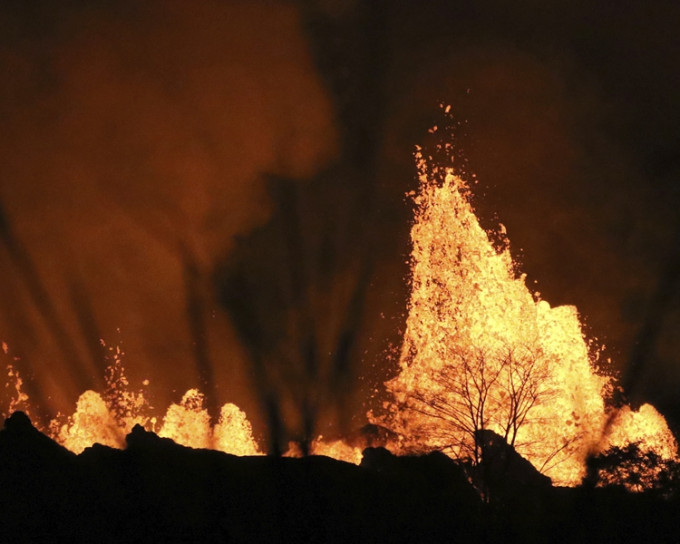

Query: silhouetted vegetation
[584,442,680,495]
[413,346,552,464]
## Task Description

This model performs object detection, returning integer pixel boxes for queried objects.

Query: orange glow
[2,346,350,460]
[158,389,261,456]
[2,342,261,456]
[310,436,363,465]
[369,143,678,487]
[51,390,126,453]
[45,383,262,456]
[47,385,261,456]
[605,404,678,460]
[1,128,677,488]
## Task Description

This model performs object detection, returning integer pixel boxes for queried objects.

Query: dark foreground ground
[0,411,678,543]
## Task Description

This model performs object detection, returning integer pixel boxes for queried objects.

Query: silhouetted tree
[403,345,552,467]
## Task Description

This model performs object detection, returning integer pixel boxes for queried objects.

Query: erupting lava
[2,342,261,457]
[370,143,677,486]
[1,121,677,489]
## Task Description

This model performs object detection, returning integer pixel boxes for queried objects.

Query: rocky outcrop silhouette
[0,414,482,543]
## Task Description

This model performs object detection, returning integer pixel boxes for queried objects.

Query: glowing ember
[370,141,678,487]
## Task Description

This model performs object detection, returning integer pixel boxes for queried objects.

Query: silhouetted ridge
[0,412,79,540]
[1,410,74,457]
[0,412,679,542]
[3,410,31,431]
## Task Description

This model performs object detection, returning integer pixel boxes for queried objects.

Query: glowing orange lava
[2,342,261,456]
[368,144,677,486]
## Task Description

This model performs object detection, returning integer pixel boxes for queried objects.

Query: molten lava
[369,146,678,486]
[2,342,261,456]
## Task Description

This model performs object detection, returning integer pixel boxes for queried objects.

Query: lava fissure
[1,129,678,492]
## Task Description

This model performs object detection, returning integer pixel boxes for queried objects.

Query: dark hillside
[1,412,679,543]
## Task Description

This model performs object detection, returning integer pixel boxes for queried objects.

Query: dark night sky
[1,0,679,442]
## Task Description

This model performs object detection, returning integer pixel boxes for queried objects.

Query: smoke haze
[0,0,337,427]
[1,0,680,438]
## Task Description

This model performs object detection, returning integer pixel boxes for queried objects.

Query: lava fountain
[370,140,678,486]
[2,341,261,456]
